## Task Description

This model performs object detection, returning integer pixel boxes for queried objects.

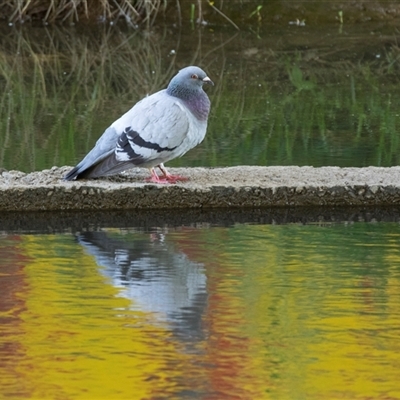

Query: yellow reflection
[1,235,187,400]
[181,224,400,400]
[1,222,400,400]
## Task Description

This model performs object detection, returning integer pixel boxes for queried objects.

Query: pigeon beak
[203,76,214,86]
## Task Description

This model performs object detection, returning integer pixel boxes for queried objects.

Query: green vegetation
[0,24,180,171]
[1,24,400,172]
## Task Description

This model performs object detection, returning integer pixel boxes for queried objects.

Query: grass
[0,0,204,25]
[0,0,238,30]
[2,1,400,28]
[0,0,167,24]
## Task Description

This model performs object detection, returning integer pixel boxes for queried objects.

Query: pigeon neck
[167,83,196,101]
[167,86,210,121]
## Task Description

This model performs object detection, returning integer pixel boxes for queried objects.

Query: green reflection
[1,24,400,172]
[196,221,400,399]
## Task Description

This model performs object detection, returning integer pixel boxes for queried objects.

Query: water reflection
[77,230,207,341]
[1,210,400,399]
[1,23,400,172]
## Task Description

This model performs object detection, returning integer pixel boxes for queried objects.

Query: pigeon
[64,66,213,183]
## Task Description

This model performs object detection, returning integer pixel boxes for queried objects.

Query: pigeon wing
[112,91,190,160]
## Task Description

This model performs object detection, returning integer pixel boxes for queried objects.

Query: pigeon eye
[191,74,198,79]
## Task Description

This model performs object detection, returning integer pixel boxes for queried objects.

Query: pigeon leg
[145,167,170,184]
[158,163,189,182]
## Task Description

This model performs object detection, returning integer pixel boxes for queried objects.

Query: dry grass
[0,0,167,24]
[0,0,220,27]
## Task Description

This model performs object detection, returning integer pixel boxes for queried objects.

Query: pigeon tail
[64,166,81,181]
[65,153,132,180]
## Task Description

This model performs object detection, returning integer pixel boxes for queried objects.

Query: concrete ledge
[1,166,400,211]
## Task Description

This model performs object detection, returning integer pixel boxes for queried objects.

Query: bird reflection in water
[77,230,207,341]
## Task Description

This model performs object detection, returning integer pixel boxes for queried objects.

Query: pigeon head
[167,66,213,120]
[167,66,213,99]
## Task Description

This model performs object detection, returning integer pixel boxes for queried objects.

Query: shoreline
[1,166,400,212]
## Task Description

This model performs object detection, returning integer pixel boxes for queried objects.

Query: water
[1,22,400,172]
[2,18,400,399]
[1,209,400,399]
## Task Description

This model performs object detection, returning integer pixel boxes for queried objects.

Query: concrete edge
[0,184,399,212]
[1,166,400,211]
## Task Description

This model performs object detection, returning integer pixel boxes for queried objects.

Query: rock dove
[64,66,213,183]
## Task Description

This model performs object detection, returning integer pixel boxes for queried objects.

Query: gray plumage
[64,66,213,183]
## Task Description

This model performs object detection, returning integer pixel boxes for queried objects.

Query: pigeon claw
[145,175,171,184]
[164,174,189,183]
[146,167,189,184]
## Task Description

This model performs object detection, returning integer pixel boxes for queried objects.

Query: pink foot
[164,174,189,183]
[145,175,171,184]
[146,168,189,184]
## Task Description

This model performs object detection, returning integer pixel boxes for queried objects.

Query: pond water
[2,18,400,400]
[1,209,400,399]
[1,21,400,172]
